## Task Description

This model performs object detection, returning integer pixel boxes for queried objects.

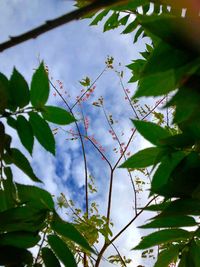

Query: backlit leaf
[42,247,61,267]
[133,120,170,145]
[134,229,191,250]
[30,62,49,107]
[42,106,76,125]
[48,235,77,267]
[29,112,55,155]
[120,147,161,168]
[9,68,30,108]
[16,115,34,154]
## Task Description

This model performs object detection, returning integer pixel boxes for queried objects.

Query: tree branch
[0,0,128,53]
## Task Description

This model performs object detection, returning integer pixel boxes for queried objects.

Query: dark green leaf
[134,26,143,43]
[154,245,181,267]
[151,151,185,195]
[0,246,33,266]
[140,215,197,229]
[48,235,77,267]
[42,247,61,267]
[118,14,129,26]
[16,115,34,154]
[137,15,200,54]
[51,214,94,253]
[30,62,49,107]
[160,198,200,217]
[90,9,109,26]
[7,116,17,129]
[9,68,30,108]
[0,231,40,248]
[133,120,170,145]
[29,112,55,155]
[0,73,9,113]
[120,147,161,168]
[134,69,176,97]
[0,190,7,212]
[0,206,46,232]
[3,167,17,209]
[189,241,200,267]
[16,183,54,210]
[104,12,119,32]
[0,122,5,155]
[134,229,191,250]
[122,19,139,34]
[4,148,41,183]
[142,41,194,77]
[42,106,76,125]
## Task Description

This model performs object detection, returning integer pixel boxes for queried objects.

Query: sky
[0,1,159,266]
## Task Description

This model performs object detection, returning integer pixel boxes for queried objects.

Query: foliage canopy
[0,0,200,266]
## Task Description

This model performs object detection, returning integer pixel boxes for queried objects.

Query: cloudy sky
[0,1,159,266]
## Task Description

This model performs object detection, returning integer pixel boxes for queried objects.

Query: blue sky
[0,1,158,266]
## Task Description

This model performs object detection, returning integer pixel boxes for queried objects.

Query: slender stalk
[111,242,127,267]
[71,66,107,110]
[95,196,157,267]
[50,80,89,217]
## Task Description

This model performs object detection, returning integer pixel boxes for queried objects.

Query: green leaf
[9,68,30,108]
[48,235,77,267]
[16,183,54,210]
[29,112,55,155]
[0,246,33,266]
[134,26,143,43]
[0,231,40,248]
[151,151,185,195]
[104,12,119,32]
[51,214,94,253]
[120,147,161,168]
[7,116,17,129]
[0,122,5,155]
[140,215,197,229]
[160,198,200,217]
[133,120,170,145]
[134,229,191,250]
[137,15,200,54]
[142,41,194,77]
[154,245,181,267]
[16,115,34,154]
[42,106,76,125]
[0,73,9,113]
[122,19,138,34]
[90,9,109,26]
[4,148,41,183]
[0,190,8,212]
[3,167,17,209]
[189,241,200,267]
[0,206,46,233]
[134,69,176,97]
[30,62,49,107]
[118,14,129,26]
[42,247,61,267]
